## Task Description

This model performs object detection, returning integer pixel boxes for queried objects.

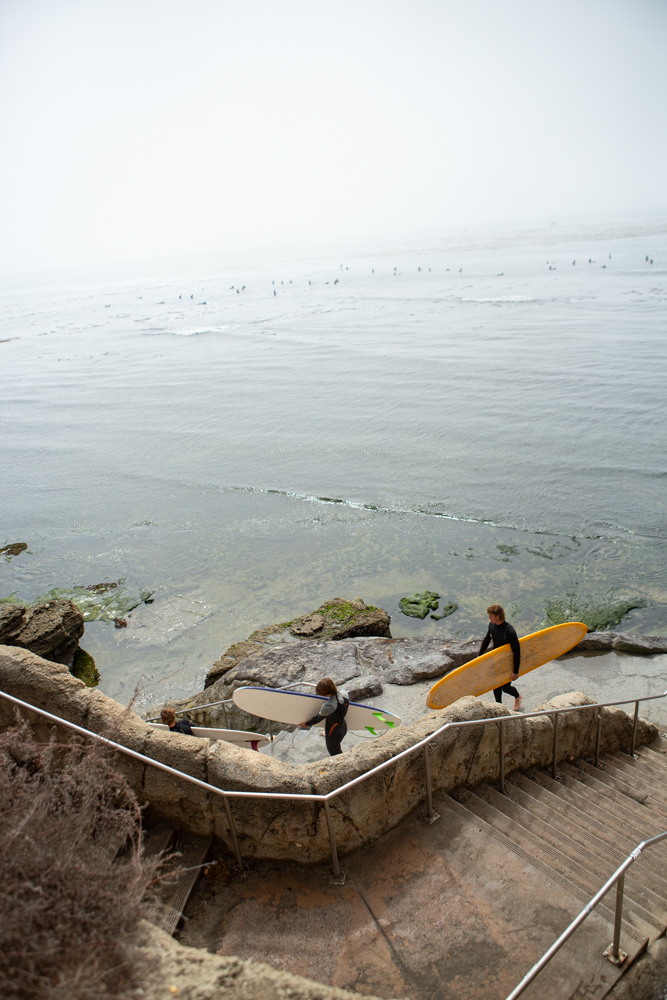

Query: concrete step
[456,786,651,945]
[595,759,667,819]
[505,774,667,908]
[155,832,212,936]
[560,762,667,843]
[522,768,667,884]
[572,760,667,827]
[471,784,666,937]
[637,745,667,772]
[610,750,667,787]
[437,793,646,998]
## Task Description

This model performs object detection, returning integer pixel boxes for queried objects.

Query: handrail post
[631,701,639,757]
[595,708,602,767]
[552,712,559,780]
[222,795,244,869]
[603,875,628,966]
[324,801,345,883]
[499,720,505,794]
[221,702,229,728]
[423,745,440,823]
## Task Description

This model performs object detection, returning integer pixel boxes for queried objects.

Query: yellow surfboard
[425,621,588,710]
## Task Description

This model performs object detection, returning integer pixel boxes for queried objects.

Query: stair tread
[475,785,667,929]
[504,775,667,905]
[458,787,658,941]
[155,834,211,936]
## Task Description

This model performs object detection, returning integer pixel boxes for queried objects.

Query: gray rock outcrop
[569,632,667,656]
[0,599,84,664]
[193,636,482,731]
[205,598,391,688]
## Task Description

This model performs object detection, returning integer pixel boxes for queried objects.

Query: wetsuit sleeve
[479,626,491,657]
[174,719,193,734]
[305,696,336,728]
[506,625,521,674]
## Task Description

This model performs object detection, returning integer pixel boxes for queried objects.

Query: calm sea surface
[1,221,666,708]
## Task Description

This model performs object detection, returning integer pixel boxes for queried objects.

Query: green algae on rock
[545,592,647,632]
[21,582,154,623]
[204,597,391,688]
[431,601,458,621]
[70,647,99,686]
[399,591,440,619]
[0,542,27,559]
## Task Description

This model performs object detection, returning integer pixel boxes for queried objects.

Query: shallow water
[1,220,666,710]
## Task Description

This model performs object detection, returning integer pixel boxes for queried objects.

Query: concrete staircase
[452,745,667,997]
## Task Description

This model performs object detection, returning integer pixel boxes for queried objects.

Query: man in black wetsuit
[479,603,522,711]
[299,678,350,755]
[161,707,194,734]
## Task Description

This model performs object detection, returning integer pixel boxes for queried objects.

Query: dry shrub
[0,716,158,1000]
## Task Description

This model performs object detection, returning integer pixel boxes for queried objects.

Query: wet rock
[205,597,391,688]
[70,647,99,686]
[0,599,84,664]
[0,542,27,559]
[613,633,667,655]
[399,591,440,619]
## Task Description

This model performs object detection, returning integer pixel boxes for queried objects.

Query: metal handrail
[1,686,666,881]
[505,831,667,999]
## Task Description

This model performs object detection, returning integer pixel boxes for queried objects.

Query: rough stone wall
[0,645,657,863]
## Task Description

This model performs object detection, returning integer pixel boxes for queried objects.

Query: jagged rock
[205,597,391,688]
[0,599,84,664]
[346,674,383,700]
[568,632,667,656]
[568,631,616,653]
[192,636,482,730]
[613,633,667,655]
[0,542,27,558]
[291,614,324,636]
[356,637,479,684]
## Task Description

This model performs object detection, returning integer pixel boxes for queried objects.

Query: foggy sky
[0,0,666,273]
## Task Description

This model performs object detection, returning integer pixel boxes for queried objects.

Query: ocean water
[1,220,666,710]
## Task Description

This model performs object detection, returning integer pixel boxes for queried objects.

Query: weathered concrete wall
[0,645,657,863]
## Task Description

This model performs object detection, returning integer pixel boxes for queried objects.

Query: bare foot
[513,695,522,712]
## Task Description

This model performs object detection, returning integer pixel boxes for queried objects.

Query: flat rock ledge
[204,598,391,688]
[569,632,667,655]
[0,599,84,665]
[0,644,657,864]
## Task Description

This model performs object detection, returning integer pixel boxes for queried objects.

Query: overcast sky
[0,0,666,273]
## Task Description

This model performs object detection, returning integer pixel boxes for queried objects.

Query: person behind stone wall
[161,707,194,735]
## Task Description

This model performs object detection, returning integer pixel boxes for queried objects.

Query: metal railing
[2,686,665,884]
[506,830,667,999]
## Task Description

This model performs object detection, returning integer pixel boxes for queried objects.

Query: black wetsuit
[170,718,194,735]
[306,691,349,755]
[479,622,521,702]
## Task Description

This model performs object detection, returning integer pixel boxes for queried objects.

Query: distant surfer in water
[299,678,350,755]
[479,604,522,711]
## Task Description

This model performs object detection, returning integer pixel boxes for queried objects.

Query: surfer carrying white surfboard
[479,604,522,711]
[298,678,350,755]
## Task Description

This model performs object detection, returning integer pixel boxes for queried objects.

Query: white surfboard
[148,722,270,749]
[232,686,401,735]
